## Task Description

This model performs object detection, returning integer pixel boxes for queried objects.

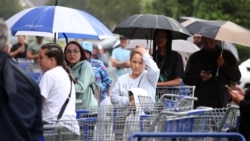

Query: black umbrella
[113,14,191,40]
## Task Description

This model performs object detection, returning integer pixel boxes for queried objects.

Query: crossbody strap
[57,81,72,120]
[137,74,144,87]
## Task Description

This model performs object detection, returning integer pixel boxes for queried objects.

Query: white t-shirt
[39,66,79,135]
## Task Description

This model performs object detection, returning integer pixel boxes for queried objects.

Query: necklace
[156,54,166,70]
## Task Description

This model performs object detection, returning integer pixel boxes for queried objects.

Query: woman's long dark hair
[41,43,76,83]
[152,29,173,61]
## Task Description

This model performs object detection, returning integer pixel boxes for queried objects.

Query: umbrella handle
[216,49,224,77]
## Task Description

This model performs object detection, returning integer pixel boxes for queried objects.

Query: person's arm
[75,61,95,93]
[183,53,203,86]
[157,78,181,87]
[134,46,160,88]
[218,50,241,82]
[9,45,24,58]
[98,61,112,94]
[26,51,39,59]
[158,52,183,86]
[111,49,130,68]
[26,43,39,59]
[142,53,160,87]
[110,77,129,106]
[111,58,130,68]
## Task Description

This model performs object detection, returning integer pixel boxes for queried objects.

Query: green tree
[46,0,141,30]
[145,0,250,63]
[0,0,22,20]
[193,0,250,29]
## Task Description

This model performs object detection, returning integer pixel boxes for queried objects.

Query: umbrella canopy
[221,42,239,61]
[182,19,250,47]
[187,36,239,61]
[126,39,200,54]
[113,14,191,40]
[5,6,114,41]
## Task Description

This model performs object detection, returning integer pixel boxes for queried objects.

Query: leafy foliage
[46,0,141,30]
[147,0,250,63]
[0,0,22,20]
[2,0,250,62]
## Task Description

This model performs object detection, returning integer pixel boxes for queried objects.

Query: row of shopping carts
[41,86,243,141]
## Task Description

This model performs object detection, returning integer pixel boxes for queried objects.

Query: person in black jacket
[0,22,42,141]
[183,37,241,108]
[228,86,250,141]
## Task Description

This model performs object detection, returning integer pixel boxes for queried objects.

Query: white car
[239,59,250,88]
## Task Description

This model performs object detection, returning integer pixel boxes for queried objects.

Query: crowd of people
[1,20,249,140]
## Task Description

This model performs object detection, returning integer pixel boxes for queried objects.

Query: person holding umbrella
[183,36,241,108]
[153,29,184,87]
[193,34,203,48]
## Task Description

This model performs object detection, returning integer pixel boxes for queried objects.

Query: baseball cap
[81,41,93,54]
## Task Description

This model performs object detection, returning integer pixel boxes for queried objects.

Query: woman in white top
[38,43,80,140]
[111,45,160,105]
[110,45,160,140]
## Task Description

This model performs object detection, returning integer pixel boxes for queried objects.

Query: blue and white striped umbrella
[6,6,114,40]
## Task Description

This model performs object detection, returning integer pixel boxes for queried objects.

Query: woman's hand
[135,45,148,55]
[217,56,224,67]
[227,86,245,105]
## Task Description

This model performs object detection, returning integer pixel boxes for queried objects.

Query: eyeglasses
[65,50,80,54]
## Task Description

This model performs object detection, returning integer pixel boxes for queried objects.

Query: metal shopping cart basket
[155,86,196,112]
[139,106,240,141]
[42,119,80,141]
[156,85,195,100]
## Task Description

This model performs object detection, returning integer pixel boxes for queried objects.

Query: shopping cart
[155,86,196,111]
[156,93,197,112]
[218,104,240,132]
[129,132,246,141]
[138,106,240,141]
[156,85,195,100]
[41,86,197,141]
[42,119,80,141]
[25,72,41,84]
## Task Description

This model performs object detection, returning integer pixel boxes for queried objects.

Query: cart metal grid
[129,132,246,141]
[40,105,240,141]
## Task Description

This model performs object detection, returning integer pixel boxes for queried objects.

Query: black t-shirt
[155,50,184,82]
[10,43,28,58]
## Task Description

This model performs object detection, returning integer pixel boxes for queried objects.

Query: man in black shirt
[9,35,28,59]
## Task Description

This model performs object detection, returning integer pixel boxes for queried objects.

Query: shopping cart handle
[129,132,246,141]
[161,107,213,116]
[227,104,239,109]
[158,94,197,103]
[75,109,90,118]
